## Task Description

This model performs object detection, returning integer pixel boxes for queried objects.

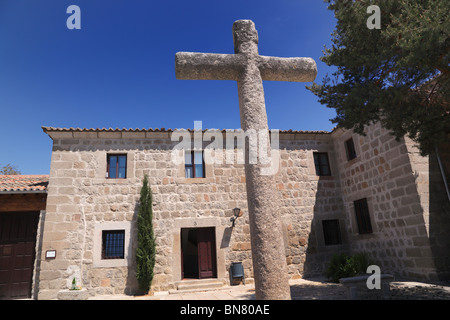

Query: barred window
[102,230,125,259]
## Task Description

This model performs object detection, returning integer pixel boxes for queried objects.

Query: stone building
[31,123,450,299]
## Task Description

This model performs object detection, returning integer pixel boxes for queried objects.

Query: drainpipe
[435,146,450,205]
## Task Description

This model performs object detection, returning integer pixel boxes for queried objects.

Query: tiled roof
[41,126,331,134]
[0,175,49,193]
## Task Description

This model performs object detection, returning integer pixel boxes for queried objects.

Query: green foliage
[135,175,156,293]
[325,253,351,283]
[307,0,450,156]
[70,277,81,290]
[0,164,21,175]
[326,252,376,283]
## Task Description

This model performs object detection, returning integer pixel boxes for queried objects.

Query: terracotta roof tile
[41,126,331,134]
[0,175,49,193]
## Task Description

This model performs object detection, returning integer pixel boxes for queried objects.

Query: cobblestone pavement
[90,277,450,300]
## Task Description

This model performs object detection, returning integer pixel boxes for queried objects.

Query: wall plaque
[45,250,56,259]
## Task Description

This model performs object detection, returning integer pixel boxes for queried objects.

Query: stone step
[170,279,226,294]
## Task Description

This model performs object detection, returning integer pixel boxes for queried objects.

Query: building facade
[31,123,450,299]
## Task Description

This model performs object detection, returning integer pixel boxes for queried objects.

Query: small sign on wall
[45,250,56,259]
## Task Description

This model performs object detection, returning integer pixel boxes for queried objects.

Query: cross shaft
[175,20,317,300]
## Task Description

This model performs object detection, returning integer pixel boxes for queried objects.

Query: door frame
[180,227,217,280]
[173,218,227,283]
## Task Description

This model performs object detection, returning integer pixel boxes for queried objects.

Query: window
[322,219,342,245]
[102,230,125,259]
[354,198,373,234]
[185,150,205,178]
[345,138,357,161]
[107,154,127,179]
[313,152,331,176]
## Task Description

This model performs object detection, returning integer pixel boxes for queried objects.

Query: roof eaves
[0,189,48,194]
[42,126,331,134]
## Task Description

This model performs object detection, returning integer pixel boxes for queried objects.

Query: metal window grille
[102,230,125,259]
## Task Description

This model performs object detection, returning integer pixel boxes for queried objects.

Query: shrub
[326,252,376,283]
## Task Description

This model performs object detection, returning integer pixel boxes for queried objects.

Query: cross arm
[175,52,244,81]
[257,56,317,82]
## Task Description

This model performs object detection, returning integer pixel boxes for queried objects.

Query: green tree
[307,0,449,156]
[0,164,21,175]
[135,175,156,294]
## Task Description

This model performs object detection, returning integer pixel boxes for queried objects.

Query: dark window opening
[345,138,357,161]
[322,219,342,245]
[313,152,331,176]
[354,198,373,234]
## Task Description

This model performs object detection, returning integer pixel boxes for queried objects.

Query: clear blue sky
[0,0,338,174]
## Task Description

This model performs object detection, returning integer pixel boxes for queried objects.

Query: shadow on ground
[289,278,450,300]
[390,282,450,300]
[290,281,347,300]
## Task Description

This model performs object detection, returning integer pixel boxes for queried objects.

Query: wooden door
[0,212,39,299]
[197,228,216,279]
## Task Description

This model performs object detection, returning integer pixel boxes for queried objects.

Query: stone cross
[175,20,317,300]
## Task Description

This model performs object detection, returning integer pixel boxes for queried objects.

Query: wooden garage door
[0,212,39,299]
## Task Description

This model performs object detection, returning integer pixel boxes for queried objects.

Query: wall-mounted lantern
[230,207,243,227]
